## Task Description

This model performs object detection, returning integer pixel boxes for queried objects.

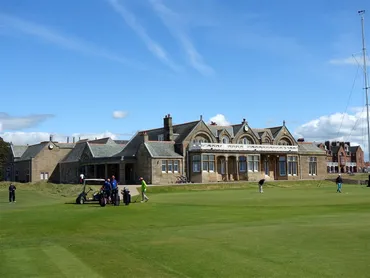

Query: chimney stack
[163,114,173,141]
[142,131,148,142]
[73,137,75,143]
[49,134,53,142]
[242,118,246,124]
[67,137,69,143]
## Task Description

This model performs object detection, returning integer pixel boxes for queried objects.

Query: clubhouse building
[5,114,327,184]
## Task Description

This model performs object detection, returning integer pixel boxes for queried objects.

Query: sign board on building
[189,143,298,153]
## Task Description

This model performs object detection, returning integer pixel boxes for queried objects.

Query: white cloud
[208,114,231,126]
[0,131,123,145]
[0,113,53,131]
[0,13,143,69]
[294,107,370,159]
[149,0,215,76]
[107,0,180,72]
[112,110,128,119]
[329,55,370,66]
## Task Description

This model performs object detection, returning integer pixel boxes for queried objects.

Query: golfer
[139,177,149,202]
[9,183,16,203]
[258,179,265,193]
[110,175,118,202]
[103,178,112,200]
[336,174,343,193]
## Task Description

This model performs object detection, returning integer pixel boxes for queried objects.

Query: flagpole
[359,10,370,162]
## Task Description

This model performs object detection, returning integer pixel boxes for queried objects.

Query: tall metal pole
[359,10,370,162]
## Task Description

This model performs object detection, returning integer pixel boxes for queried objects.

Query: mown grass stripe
[43,245,102,278]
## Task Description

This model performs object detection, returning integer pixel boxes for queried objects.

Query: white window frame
[161,160,167,173]
[44,172,49,180]
[40,172,44,180]
[288,156,297,176]
[158,134,164,141]
[202,155,215,172]
[168,161,173,172]
[309,156,317,176]
[247,155,259,172]
[173,160,179,173]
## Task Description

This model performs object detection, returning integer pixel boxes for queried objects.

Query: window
[158,134,164,141]
[309,157,317,175]
[173,160,179,173]
[247,155,259,172]
[202,155,215,172]
[168,161,173,172]
[239,156,247,172]
[279,156,286,176]
[40,172,49,180]
[162,160,167,172]
[221,136,229,144]
[288,156,297,176]
[192,155,201,172]
[239,137,252,144]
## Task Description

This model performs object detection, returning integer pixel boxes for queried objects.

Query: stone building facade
[5,114,328,184]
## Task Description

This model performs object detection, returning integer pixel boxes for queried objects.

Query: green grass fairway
[1,182,370,277]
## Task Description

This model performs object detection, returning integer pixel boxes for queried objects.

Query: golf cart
[76,178,105,205]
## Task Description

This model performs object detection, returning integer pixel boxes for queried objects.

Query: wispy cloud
[0,112,54,131]
[112,110,128,119]
[107,0,180,72]
[329,55,370,66]
[0,13,143,69]
[149,0,215,76]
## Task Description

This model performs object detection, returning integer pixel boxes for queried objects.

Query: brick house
[317,141,365,173]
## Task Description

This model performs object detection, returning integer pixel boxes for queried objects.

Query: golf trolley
[121,187,131,205]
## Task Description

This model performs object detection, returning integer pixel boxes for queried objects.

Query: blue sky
[1,0,370,154]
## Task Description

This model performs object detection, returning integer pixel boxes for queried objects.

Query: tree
[0,137,10,181]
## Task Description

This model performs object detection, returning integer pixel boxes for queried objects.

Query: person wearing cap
[139,177,149,202]
[9,183,16,203]
[336,174,343,193]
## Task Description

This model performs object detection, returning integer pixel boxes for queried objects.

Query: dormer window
[222,136,229,144]
[239,137,252,144]
[158,134,164,141]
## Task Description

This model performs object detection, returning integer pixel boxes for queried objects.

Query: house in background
[6,136,75,182]
[317,141,365,173]
[59,138,127,184]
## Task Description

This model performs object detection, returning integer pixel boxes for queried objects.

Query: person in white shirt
[80,173,85,184]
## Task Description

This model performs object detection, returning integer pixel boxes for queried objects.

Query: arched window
[221,136,229,144]
[192,133,211,144]
[278,138,292,145]
[239,136,253,144]
[264,138,271,144]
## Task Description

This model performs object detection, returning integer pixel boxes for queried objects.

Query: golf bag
[122,187,131,205]
[111,188,120,206]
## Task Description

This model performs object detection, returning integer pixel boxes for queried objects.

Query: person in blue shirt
[110,175,118,203]
[103,178,112,200]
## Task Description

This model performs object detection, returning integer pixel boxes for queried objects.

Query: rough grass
[1,180,370,277]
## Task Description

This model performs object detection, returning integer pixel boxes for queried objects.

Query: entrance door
[220,160,225,175]
[264,160,269,176]
[125,164,134,184]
